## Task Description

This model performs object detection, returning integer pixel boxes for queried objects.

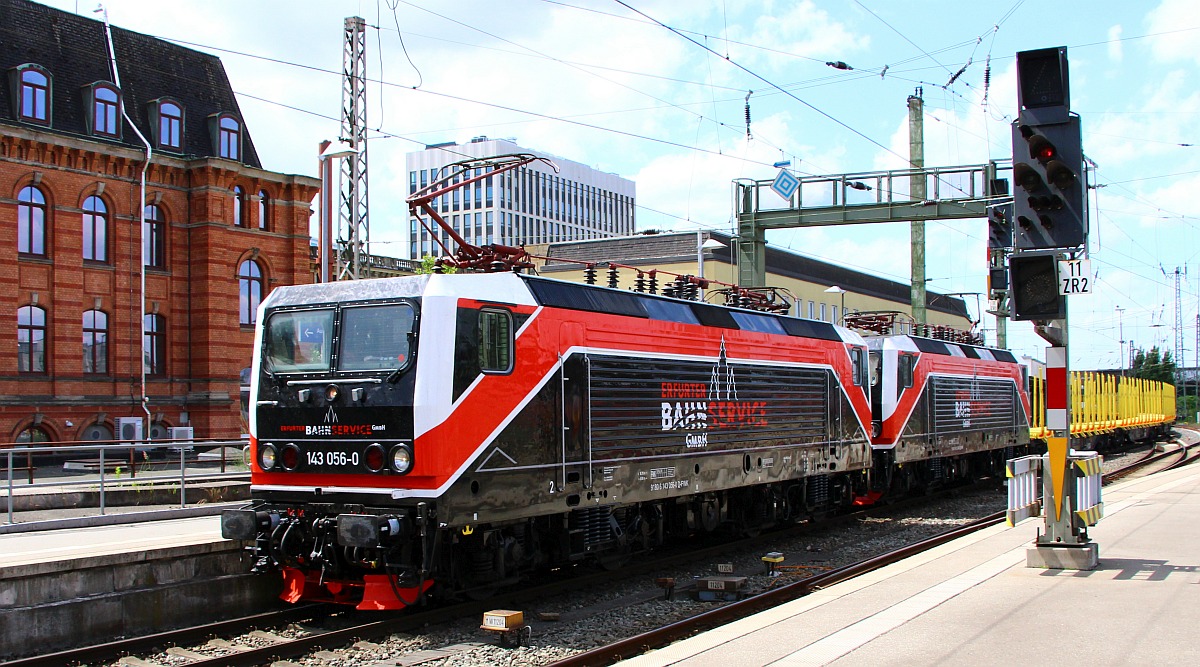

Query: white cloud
[1107,25,1124,63]
[732,0,869,69]
[1146,0,1200,65]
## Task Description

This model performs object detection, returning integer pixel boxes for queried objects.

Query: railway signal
[1011,118,1086,249]
[987,180,1013,250]
[1011,47,1086,250]
[1009,46,1101,570]
[1008,252,1065,321]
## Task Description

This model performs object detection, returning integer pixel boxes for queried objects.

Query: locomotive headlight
[280,443,301,471]
[259,443,278,470]
[324,384,340,402]
[390,444,413,474]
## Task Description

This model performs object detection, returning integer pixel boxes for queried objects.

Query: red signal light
[1026,134,1058,163]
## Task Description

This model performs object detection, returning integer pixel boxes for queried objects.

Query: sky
[42,0,1200,371]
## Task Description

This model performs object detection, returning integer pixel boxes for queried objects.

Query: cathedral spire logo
[660,336,765,434]
[708,337,738,402]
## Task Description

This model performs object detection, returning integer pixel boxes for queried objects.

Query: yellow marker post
[1046,436,1068,522]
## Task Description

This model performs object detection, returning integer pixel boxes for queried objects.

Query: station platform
[0,507,279,660]
[620,462,1200,666]
[0,513,226,571]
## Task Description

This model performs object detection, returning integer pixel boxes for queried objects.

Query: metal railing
[737,162,1004,215]
[1004,451,1105,530]
[3,439,249,524]
[1006,454,1042,526]
[1073,452,1104,526]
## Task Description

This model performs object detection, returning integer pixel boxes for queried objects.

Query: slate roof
[542,230,970,319]
[0,0,260,167]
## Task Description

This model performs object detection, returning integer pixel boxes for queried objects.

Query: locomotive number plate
[305,450,360,468]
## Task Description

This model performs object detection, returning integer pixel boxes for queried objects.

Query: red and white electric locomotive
[222,272,877,609]
[864,331,1031,497]
[222,154,1032,611]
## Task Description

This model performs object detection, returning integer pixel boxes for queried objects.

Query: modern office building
[0,0,319,444]
[405,137,635,259]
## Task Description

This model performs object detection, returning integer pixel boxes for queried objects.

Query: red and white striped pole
[1045,346,1069,522]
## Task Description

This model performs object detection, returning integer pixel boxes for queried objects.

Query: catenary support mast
[337,16,370,280]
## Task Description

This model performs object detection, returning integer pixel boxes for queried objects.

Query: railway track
[4,480,1001,667]
[9,434,1192,667]
[548,429,1200,667]
[547,508,1009,667]
[1104,431,1198,482]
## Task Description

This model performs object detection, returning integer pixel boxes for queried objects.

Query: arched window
[144,204,165,268]
[158,100,182,150]
[218,115,240,160]
[232,186,246,226]
[16,425,50,444]
[17,305,46,373]
[81,422,113,441]
[92,84,120,137]
[17,185,46,256]
[143,314,165,375]
[238,260,263,326]
[83,310,108,374]
[257,190,269,230]
[82,195,108,262]
[18,66,50,123]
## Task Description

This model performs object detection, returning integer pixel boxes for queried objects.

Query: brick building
[0,0,319,444]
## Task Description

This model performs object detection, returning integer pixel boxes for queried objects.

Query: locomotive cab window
[478,308,513,373]
[264,309,334,373]
[850,347,867,386]
[338,303,415,372]
[899,354,916,389]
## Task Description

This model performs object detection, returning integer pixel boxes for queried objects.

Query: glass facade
[406,140,635,259]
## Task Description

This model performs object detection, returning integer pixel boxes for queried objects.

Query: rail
[3,439,249,524]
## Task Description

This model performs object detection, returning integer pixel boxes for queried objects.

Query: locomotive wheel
[699,500,720,532]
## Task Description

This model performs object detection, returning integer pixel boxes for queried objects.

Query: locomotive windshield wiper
[386,332,417,384]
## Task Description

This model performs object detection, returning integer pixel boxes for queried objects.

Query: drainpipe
[97,5,154,439]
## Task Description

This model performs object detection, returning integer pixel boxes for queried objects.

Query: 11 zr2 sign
[1058,258,1093,295]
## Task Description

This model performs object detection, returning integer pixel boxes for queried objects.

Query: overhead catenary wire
[390,0,729,139]
[129,11,993,187]
[609,0,971,194]
[72,2,1200,314]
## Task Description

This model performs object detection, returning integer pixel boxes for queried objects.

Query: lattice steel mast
[337,16,370,280]
[1175,266,1185,404]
